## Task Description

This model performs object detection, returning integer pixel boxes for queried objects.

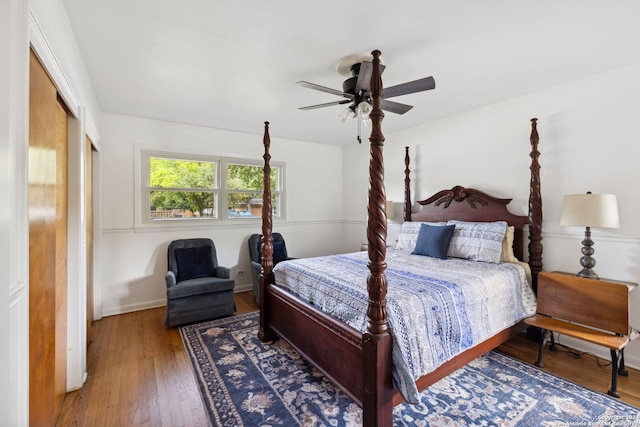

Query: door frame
[29,11,102,392]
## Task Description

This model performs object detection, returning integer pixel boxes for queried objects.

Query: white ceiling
[62,0,640,146]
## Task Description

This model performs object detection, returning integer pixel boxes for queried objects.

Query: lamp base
[576,226,599,280]
[576,268,599,280]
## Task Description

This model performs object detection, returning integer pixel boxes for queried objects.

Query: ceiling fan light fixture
[339,105,356,123]
[357,101,372,120]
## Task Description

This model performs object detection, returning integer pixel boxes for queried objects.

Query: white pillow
[395,221,447,250]
[446,220,508,263]
[501,225,520,263]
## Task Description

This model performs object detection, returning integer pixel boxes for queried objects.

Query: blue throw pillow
[411,224,456,259]
[175,246,216,281]
[273,240,288,265]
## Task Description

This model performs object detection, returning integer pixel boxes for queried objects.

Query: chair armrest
[165,271,177,288]
[216,266,231,279]
[251,260,261,273]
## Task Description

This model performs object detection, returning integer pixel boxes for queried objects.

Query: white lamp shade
[560,193,620,229]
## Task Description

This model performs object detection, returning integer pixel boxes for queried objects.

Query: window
[146,154,217,221]
[225,161,280,219]
[140,150,283,224]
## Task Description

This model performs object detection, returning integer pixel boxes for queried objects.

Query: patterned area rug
[180,312,639,426]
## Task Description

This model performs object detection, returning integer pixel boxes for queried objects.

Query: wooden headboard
[407,185,529,261]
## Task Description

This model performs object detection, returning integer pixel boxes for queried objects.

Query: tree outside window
[148,157,216,219]
[226,163,278,218]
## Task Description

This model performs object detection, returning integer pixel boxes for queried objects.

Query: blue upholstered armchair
[165,238,235,327]
[248,233,292,305]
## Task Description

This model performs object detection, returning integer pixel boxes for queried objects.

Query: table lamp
[559,192,620,279]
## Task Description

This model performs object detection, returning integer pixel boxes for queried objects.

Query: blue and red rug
[180,312,639,426]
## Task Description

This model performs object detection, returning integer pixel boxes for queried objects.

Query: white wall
[343,60,640,369]
[98,113,345,316]
[1,0,29,424]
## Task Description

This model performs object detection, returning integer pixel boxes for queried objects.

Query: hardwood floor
[498,332,640,407]
[56,291,639,425]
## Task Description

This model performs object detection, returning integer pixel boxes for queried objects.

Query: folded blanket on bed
[272,249,537,404]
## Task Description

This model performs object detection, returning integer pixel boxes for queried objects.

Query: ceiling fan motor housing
[342,63,362,95]
[342,77,357,95]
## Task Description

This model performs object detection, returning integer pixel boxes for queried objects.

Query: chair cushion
[273,240,288,264]
[175,246,215,281]
[167,277,235,299]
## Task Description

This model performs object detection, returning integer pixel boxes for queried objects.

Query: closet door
[28,49,68,427]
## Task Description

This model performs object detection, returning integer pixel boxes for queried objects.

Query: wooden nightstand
[524,271,637,397]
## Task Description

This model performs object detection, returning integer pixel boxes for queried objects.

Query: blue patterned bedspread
[272,248,537,404]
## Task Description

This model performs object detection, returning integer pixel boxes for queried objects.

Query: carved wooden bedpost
[403,146,412,222]
[258,121,275,341]
[363,49,394,427]
[366,50,388,335]
[528,118,543,291]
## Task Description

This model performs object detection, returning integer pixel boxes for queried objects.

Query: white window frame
[135,147,284,228]
[221,157,284,221]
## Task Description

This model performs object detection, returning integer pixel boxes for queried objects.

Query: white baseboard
[234,282,252,293]
[102,285,253,317]
[102,298,167,317]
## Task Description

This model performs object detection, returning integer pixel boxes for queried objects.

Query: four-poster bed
[258,50,543,426]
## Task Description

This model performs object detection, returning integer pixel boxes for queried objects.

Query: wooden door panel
[29,49,68,427]
[54,92,68,422]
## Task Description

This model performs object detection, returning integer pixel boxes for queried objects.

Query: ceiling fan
[297,53,436,126]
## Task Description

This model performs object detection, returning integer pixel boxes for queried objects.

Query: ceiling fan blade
[380,99,413,114]
[355,61,386,94]
[299,99,352,110]
[296,81,351,98]
[383,76,436,99]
